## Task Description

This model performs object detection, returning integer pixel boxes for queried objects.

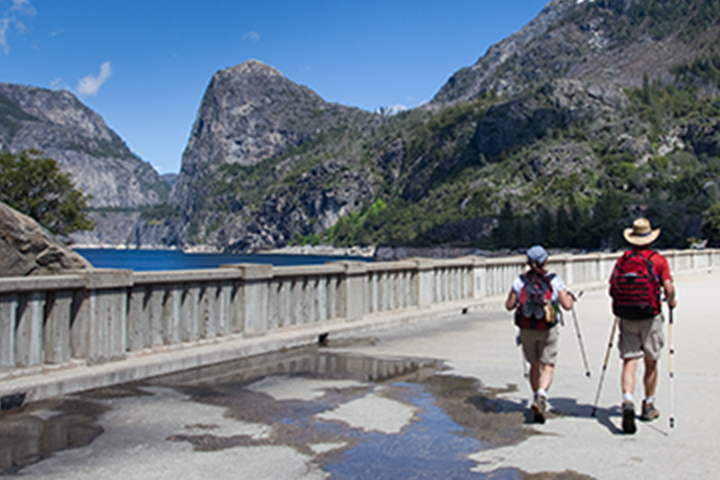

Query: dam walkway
[0,267,717,479]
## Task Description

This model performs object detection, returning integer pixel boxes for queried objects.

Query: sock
[644,396,655,405]
[536,388,548,398]
[622,392,634,404]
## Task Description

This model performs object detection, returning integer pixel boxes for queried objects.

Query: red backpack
[515,272,557,330]
[610,250,661,320]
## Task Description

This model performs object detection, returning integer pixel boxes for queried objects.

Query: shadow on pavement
[548,397,624,434]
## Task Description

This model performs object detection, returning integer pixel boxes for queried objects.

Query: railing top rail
[269,263,347,278]
[484,255,527,267]
[1,248,719,290]
[133,268,246,285]
[0,273,86,293]
[366,260,419,273]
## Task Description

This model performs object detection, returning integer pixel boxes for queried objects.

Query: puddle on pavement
[0,397,110,475]
[0,343,595,479]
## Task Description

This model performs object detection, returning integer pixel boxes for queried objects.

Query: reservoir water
[73,248,371,272]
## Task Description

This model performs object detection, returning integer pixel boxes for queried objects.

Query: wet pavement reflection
[0,343,595,479]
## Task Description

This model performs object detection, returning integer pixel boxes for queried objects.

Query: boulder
[0,201,92,277]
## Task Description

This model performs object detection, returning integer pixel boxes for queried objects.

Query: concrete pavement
[2,269,719,479]
[331,269,720,479]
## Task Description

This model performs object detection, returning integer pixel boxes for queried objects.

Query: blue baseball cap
[526,245,548,264]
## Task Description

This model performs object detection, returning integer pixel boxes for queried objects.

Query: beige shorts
[520,326,560,365]
[618,315,665,361]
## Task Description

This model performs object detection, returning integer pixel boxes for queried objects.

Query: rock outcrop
[431,0,715,104]
[0,83,168,208]
[142,59,383,251]
[0,201,92,277]
[171,60,377,214]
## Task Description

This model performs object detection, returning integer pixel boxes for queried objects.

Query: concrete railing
[1,249,718,396]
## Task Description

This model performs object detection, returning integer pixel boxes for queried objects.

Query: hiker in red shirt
[610,218,677,434]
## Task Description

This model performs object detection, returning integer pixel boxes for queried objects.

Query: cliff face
[0,83,168,208]
[432,0,716,104]
[171,60,376,214]
[153,60,382,251]
[62,0,720,252]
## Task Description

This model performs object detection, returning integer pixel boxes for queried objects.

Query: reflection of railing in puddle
[146,345,443,387]
[0,347,441,475]
[0,399,106,475]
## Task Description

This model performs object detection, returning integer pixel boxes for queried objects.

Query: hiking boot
[531,394,547,424]
[640,400,660,421]
[622,401,636,434]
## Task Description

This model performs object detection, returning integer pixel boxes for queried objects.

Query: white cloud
[0,0,36,54]
[77,61,112,97]
[243,30,260,43]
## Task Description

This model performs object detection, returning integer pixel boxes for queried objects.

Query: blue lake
[73,248,371,272]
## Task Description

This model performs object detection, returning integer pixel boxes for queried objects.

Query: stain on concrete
[0,345,597,479]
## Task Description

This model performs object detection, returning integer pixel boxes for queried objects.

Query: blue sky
[1,0,549,174]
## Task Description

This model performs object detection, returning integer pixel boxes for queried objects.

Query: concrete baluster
[149,285,165,346]
[0,293,16,369]
[201,282,218,339]
[238,264,273,337]
[560,254,573,287]
[267,279,281,330]
[82,270,132,364]
[327,275,338,320]
[181,283,201,342]
[368,272,378,313]
[334,262,367,322]
[414,258,435,308]
[167,283,182,343]
[298,278,311,325]
[390,271,399,310]
[14,292,44,368]
[127,285,149,351]
[228,280,243,334]
[290,278,301,326]
[215,281,230,337]
[43,290,73,365]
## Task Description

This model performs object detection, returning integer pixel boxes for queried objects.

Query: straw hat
[623,217,660,247]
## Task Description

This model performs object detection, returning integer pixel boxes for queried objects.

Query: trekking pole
[669,307,675,428]
[569,291,591,378]
[591,316,619,417]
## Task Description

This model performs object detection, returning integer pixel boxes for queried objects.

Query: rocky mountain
[143,59,385,251]
[0,83,168,209]
[170,60,380,213]
[432,0,720,104]
[129,0,720,251]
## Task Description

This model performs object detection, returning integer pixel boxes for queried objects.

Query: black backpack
[515,272,557,330]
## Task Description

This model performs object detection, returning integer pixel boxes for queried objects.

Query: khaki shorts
[520,326,559,365]
[618,315,665,361]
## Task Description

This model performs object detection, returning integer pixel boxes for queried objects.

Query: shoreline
[71,244,377,258]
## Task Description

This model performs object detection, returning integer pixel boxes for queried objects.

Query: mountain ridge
[8,0,720,252]
[0,83,168,209]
